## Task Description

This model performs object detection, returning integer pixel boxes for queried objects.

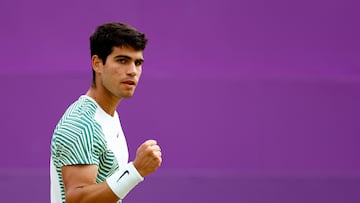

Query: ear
[91,55,103,73]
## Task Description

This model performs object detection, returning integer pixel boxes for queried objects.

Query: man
[50,22,162,203]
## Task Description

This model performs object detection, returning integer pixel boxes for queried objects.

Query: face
[93,46,144,99]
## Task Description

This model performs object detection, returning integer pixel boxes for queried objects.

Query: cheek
[106,64,120,76]
[102,66,118,83]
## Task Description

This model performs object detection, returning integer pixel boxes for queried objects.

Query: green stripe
[51,96,120,203]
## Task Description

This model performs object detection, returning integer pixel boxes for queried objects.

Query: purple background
[1,0,359,202]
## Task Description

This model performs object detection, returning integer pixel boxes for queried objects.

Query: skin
[62,46,162,203]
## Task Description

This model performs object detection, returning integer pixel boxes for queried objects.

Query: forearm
[66,181,119,203]
[65,162,143,203]
[61,139,161,203]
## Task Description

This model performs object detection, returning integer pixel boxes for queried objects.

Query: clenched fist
[133,140,162,177]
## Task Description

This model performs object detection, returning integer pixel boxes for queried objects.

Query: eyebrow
[114,55,131,59]
[114,55,144,62]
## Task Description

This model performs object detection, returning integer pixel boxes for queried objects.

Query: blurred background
[1,0,359,202]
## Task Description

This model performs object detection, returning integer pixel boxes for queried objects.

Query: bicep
[61,165,119,203]
[62,164,98,192]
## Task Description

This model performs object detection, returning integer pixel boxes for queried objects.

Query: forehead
[110,46,144,59]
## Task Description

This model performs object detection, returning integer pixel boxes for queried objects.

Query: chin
[121,93,135,98]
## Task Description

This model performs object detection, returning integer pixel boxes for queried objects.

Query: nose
[126,63,137,77]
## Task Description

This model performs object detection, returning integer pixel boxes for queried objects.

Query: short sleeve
[51,120,106,168]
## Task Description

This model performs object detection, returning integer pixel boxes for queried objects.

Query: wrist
[106,162,144,199]
[132,161,145,177]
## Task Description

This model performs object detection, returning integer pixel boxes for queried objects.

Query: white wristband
[106,162,144,199]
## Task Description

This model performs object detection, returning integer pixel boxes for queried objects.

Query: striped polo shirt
[50,95,128,203]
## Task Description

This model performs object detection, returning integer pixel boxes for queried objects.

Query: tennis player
[50,22,162,203]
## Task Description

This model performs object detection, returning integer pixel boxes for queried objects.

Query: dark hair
[89,22,148,85]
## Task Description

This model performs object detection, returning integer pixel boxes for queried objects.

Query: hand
[133,140,162,177]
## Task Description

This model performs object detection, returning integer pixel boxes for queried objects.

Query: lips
[121,80,136,86]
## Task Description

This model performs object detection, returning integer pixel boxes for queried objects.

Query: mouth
[121,80,136,87]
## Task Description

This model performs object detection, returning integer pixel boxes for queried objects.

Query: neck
[86,86,121,116]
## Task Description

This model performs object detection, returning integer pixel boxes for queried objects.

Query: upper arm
[61,164,119,203]
[62,164,98,192]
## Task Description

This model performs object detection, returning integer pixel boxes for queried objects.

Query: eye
[135,60,144,66]
[117,58,128,64]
